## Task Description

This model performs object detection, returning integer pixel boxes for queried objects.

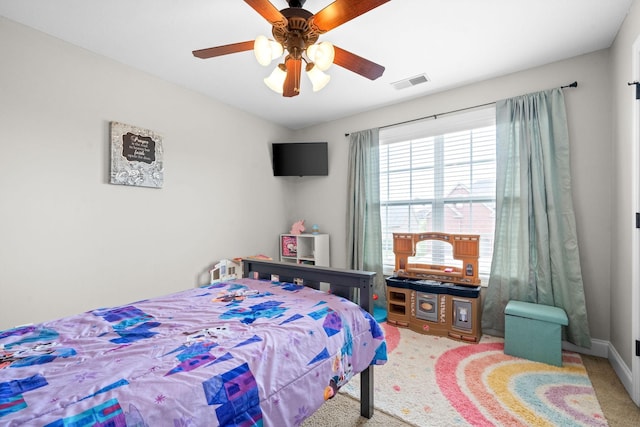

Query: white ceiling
[0,0,633,129]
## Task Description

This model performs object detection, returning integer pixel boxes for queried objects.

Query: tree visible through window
[379,107,496,280]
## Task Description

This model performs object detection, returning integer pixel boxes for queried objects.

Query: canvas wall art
[110,121,164,188]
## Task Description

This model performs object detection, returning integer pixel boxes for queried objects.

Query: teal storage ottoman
[504,300,568,367]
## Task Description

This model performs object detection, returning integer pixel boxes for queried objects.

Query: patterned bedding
[0,277,387,426]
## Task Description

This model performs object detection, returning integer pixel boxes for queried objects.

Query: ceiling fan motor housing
[274,8,319,60]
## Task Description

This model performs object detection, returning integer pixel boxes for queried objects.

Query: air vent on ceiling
[391,73,430,90]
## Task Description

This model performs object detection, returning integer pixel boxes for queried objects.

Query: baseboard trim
[607,342,634,398]
[562,338,609,358]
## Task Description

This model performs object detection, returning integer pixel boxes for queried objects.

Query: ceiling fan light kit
[257,38,334,94]
[193,0,390,97]
[264,63,288,94]
[305,63,331,92]
[306,41,335,71]
[254,34,284,66]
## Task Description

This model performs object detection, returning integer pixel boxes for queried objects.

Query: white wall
[292,51,614,344]
[0,17,292,329]
[0,10,627,367]
[611,0,640,371]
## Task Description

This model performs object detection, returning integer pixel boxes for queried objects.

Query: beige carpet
[304,324,640,426]
[582,355,640,427]
[302,394,408,427]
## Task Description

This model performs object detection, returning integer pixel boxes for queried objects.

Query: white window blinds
[379,106,496,279]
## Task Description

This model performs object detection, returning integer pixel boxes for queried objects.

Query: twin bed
[0,259,387,426]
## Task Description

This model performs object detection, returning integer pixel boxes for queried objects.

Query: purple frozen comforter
[0,277,387,426]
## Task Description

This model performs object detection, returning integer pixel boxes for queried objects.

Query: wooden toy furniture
[392,232,481,286]
[504,300,569,366]
[386,232,482,343]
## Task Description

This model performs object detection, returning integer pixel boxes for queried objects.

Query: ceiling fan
[192,0,390,97]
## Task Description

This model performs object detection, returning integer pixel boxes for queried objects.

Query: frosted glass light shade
[254,35,283,66]
[264,65,287,94]
[306,41,334,71]
[306,65,331,92]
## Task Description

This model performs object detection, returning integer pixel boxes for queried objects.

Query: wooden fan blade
[312,0,390,33]
[333,45,385,80]
[193,41,255,59]
[244,0,287,26]
[283,57,302,97]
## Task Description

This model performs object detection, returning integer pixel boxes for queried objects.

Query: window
[379,107,496,281]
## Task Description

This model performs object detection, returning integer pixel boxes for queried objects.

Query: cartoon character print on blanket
[0,326,76,369]
[0,278,387,426]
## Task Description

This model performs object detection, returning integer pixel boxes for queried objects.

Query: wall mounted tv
[272,142,328,177]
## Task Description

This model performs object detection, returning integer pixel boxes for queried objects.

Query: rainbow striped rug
[342,323,608,426]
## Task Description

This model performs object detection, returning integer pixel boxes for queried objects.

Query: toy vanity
[386,232,482,343]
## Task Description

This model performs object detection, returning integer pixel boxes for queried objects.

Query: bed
[0,259,387,426]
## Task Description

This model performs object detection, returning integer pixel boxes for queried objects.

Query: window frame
[379,107,496,283]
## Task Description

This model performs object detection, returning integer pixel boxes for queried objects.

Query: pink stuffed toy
[290,220,305,235]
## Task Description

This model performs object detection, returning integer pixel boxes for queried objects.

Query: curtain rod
[344,81,578,137]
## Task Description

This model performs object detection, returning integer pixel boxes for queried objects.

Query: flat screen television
[272,142,328,177]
